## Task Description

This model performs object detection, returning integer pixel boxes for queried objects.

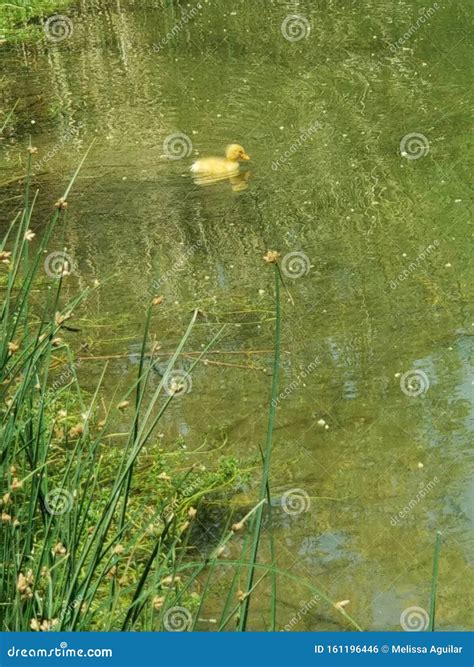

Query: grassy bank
[0,0,73,44]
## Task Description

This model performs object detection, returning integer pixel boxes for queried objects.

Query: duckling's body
[190,144,250,179]
[191,156,241,176]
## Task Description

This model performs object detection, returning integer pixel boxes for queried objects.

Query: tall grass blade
[429,531,442,631]
[238,263,281,631]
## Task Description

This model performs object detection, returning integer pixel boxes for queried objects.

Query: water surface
[1,0,473,631]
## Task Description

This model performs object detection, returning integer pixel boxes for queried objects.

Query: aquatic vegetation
[0,151,363,632]
[0,152,240,631]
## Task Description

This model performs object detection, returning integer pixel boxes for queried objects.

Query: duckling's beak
[241,153,250,161]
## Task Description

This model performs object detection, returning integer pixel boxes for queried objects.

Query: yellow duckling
[190,144,250,179]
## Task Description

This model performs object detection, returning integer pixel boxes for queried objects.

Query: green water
[1,0,473,631]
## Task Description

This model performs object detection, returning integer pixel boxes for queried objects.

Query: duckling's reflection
[192,170,251,192]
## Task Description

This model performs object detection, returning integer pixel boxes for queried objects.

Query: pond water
[1,0,473,631]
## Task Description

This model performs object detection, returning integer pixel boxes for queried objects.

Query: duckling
[190,144,250,178]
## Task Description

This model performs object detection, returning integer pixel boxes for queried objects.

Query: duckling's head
[226,144,250,162]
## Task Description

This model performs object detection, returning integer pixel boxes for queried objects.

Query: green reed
[236,262,281,631]
[429,531,442,632]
